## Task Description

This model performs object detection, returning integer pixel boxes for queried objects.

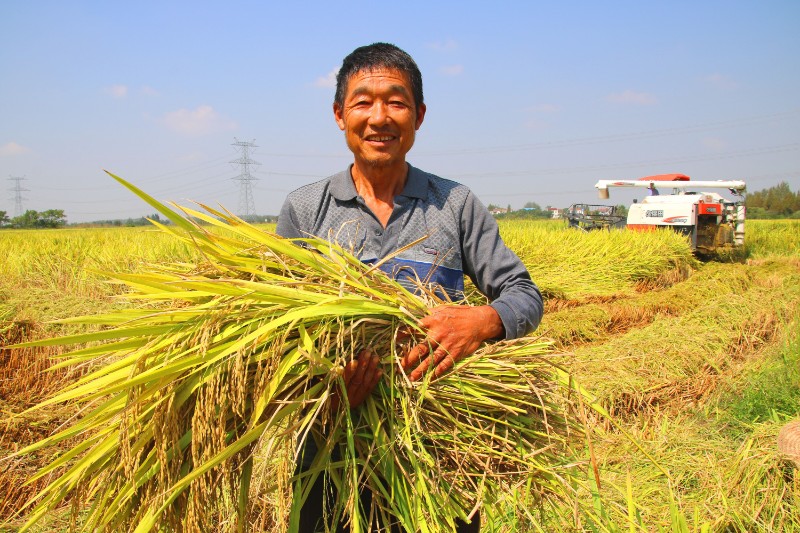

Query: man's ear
[333,102,345,131]
[415,103,426,130]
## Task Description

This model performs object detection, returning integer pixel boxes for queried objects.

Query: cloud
[314,67,338,88]
[0,141,31,157]
[427,39,458,52]
[440,64,464,76]
[704,73,737,89]
[106,84,129,98]
[162,105,237,136]
[141,85,159,96]
[607,90,657,105]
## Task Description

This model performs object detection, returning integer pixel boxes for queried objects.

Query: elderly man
[277,42,543,533]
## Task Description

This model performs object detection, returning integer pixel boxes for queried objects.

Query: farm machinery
[578,174,747,254]
[565,204,627,231]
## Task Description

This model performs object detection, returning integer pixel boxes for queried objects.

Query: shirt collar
[329,163,428,202]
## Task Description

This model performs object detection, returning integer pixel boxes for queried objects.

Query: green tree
[746,182,800,218]
[523,201,541,210]
[12,210,40,228]
[10,209,67,228]
[38,209,67,228]
[0,210,8,227]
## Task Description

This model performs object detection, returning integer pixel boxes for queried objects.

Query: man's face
[334,68,426,169]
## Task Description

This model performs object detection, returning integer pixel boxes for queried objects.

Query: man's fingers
[401,342,430,371]
[340,349,382,408]
[342,358,360,387]
[433,354,456,379]
[409,347,448,382]
[408,347,460,382]
[351,364,382,406]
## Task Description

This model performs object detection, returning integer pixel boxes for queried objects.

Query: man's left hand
[400,305,504,381]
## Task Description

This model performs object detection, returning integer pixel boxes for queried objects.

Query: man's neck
[350,160,408,203]
[350,160,408,227]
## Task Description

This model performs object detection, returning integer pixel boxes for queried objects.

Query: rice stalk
[6,173,582,532]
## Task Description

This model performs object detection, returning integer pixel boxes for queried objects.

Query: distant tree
[523,201,541,210]
[11,210,40,228]
[39,209,67,228]
[10,209,67,228]
[0,210,8,227]
[746,182,800,218]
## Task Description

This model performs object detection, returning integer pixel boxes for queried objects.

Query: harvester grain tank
[594,174,747,254]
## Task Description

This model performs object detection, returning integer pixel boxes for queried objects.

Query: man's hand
[331,348,382,410]
[400,305,504,382]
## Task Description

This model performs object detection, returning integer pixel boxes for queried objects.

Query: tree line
[0,209,66,228]
[744,181,800,219]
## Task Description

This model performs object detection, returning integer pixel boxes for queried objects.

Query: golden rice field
[1,217,799,532]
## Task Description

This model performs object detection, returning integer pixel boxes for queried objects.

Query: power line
[451,142,800,179]
[230,138,260,218]
[415,108,800,157]
[8,176,29,217]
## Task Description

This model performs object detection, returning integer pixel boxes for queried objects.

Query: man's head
[335,43,424,113]
[333,43,426,172]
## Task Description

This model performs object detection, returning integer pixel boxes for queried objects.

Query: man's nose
[368,101,390,125]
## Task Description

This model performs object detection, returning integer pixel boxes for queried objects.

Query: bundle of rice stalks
[7,174,581,532]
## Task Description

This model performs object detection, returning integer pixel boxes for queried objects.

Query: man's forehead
[345,68,412,94]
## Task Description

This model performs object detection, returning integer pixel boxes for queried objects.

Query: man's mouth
[365,135,395,142]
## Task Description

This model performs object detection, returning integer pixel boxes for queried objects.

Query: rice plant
[7,174,582,532]
[497,220,698,299]
[745,219,800,258]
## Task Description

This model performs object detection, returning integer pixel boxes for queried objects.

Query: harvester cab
[594,174,747,254]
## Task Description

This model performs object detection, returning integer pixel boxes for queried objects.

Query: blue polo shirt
[276,164,542,339]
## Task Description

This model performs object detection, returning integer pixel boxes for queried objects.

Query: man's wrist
[478,305,505,341]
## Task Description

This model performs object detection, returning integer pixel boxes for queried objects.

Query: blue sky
[1,1,798,222]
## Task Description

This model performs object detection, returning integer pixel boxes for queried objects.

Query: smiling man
[277,42,543,532]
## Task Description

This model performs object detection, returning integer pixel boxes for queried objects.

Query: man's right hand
[331,348,382,410]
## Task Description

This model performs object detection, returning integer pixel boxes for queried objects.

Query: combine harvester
[589,174,747,254]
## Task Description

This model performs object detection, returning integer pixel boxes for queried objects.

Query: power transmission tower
[230,139,260,219]
[8,176,28,217]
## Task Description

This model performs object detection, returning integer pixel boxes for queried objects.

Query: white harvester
[594,174,747,254]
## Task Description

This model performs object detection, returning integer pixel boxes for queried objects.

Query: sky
[1,1,799,223]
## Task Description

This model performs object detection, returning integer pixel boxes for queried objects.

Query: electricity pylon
[230,139,260,219]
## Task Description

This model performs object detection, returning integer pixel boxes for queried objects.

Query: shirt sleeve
[276,197,303,238]
[459,192,543,339]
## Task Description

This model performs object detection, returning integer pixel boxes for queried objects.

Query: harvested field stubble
[0,320,85,522]
[567,260,800,413]
[563,410,800,531]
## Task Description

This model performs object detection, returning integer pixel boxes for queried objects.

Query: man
[277,42,543,533]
